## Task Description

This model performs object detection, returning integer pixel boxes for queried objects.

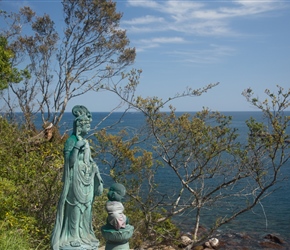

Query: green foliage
[94,129,155,193]
[0,222,31,250]
[0,36,14,90]
[0,178,17,221]
[150,212,180,246]
[242,85,290,185]
[0,36,29,90]
[0,117,64,248]
[92,188,111,246]
[94,128,181,245]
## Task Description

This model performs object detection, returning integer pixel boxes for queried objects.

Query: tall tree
[0,35,28,91]
[0,0,135,128]
[95,85,290,245]
[0,36,14,91]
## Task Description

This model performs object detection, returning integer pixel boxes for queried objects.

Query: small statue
[106,183,128,230]
[101,183,134,250]
[51,105,103,250]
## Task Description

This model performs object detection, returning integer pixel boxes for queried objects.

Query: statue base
[60,246,98,250]
[60,247,98,250]
[104,241,130,250]
[101,224,134,250]
[60,242,99,250]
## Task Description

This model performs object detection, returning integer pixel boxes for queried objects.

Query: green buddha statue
[51,105,103,250]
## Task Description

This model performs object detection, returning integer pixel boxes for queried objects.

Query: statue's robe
[51,135,103,250]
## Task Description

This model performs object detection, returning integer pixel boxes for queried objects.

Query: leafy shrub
[0,223,31,250]
[0,117,64,248]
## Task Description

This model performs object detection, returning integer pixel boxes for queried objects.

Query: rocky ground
[99,232,289,250]
[186,232,289,250]
[194,232,290,250]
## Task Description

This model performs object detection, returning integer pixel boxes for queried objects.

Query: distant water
[14,111,290,240]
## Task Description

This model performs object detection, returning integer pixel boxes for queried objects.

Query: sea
[14,111,290,242]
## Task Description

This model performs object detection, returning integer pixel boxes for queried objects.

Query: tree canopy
[0,0,135,127]
[0,36,28,90]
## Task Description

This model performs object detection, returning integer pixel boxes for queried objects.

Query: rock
[163,246,175,250]
[192,246,204,250]
[204,241,211,248]
[180,235,192,247]
[150,245,175,250]
[209,238,219,248]
[264,234,285,244]
[259,241,284,249]
[138,240,153,249]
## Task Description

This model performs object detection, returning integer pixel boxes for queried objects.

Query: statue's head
[107,183,126,202]
[72,105,92,138]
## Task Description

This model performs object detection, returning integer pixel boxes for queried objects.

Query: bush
[0,117,64,248]
[0,224,31,250]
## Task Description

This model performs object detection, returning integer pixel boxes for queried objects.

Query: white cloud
[168,20,234,36]
[169,44,236,64]
[123,0,288,62]
[140,37,186,44]
[122,15,164,25]
[125,25,168,34]
[135,43,159,53]
[160,1,204,18]
[125,0,285,34]
[189,3,278,20]
[126,0,160,9]
[135,36,186,52]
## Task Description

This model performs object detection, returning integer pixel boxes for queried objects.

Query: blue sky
[1,0,290,112]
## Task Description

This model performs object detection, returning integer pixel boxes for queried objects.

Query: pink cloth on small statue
[105,201,126,230]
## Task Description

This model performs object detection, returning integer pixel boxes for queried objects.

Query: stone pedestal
[101,224,134,250]
[59,241,99,250]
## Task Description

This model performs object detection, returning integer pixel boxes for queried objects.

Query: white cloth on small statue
[105,201,127,230]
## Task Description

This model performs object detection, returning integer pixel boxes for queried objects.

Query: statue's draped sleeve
[51,135,77,250]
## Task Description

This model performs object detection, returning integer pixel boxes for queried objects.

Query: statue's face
[79,121,91,136]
